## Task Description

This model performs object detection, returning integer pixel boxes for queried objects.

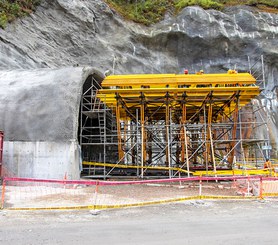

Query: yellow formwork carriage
[97,72,260,121]
[94,72,261,176]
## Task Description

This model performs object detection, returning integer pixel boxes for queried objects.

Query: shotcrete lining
[0,67,104,141]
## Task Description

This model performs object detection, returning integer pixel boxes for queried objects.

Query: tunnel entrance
[78,68,272,179]
[78,73,117,178]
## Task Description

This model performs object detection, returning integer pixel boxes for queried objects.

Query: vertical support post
[131,121,136,165]
[165,92,171,177]
[228,95,239,168]
[205,106,211,166]
[140,93,146,178]
[146,119,153,166]
[208,100,216,173]
[116,95,124,162]
[238,97,247,174]
[136,109,139,177]
[181,102,190,178]
[183,125,190,178]
[123,117,128,163]
[103,104,106,179]
[79,90,85,175]
[169,108,173,177]
[203,106,208,176]
[181,100,186,164]
[180,129,185,164]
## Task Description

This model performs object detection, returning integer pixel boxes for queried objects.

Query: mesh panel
[2,177,277,210]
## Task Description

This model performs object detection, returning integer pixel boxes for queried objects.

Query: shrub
[0,12,8,29]
[106,0,172,25]
[175,0,223,10]
[105,0,278,26]
[247,0,278,8]
[0,0,41,29]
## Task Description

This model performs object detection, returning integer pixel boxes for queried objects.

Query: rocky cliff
[0,0,277,154]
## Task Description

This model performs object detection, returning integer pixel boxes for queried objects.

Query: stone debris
[90,209,101,215]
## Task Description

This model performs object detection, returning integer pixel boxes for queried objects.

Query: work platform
[98,73,259,119]
[79,71,270,179]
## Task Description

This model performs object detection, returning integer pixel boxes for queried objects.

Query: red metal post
[1,178,5,209]
[259,176,263,199]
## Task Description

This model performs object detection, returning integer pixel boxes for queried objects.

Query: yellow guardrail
[83,161,194,174]
[6,195,259,211]
[83,161,278,177]
[193,169,276,177]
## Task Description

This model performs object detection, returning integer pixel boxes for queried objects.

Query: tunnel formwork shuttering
[80,72,266,178]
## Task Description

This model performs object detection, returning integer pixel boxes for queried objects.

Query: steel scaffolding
[79,70,272,178]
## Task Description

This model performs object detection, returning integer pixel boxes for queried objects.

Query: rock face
[0,0,277,154]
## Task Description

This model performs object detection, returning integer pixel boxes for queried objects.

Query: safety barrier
[1,176,277,210]
[193,168,277,177]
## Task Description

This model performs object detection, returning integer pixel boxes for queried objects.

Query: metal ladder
[98,111,106,144]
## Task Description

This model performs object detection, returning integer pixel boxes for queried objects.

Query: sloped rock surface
[0,0,277,150]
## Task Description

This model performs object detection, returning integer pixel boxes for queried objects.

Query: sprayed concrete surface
[0,200,277,245]
[0,67,103,141]
[0,67,104,179]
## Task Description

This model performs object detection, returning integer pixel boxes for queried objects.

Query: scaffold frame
[79,66,274,179]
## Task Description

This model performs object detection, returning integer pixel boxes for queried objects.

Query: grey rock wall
[0,0,277,154]
[0,1,277,86]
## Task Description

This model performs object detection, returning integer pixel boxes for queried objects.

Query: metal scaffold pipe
[79,72,271,178]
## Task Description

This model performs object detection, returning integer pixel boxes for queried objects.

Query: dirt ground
[2,181,251,209]
[0,199,277,245]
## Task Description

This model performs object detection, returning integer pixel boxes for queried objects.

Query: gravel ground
[0,199,277,245]
[1,182,246,209]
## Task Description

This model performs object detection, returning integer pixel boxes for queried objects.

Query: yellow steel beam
[102,73,256,88]
[83,162,273,176]
[83,161,194,174]
[97,86,260,94]
[193,169,276,176]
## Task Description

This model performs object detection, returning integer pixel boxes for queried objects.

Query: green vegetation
[105,0,278,25]
[247,0,278,8]
[0,0,41,28]
[175,0,222,11]
[105,0,173,25]
[1,0,277,28]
